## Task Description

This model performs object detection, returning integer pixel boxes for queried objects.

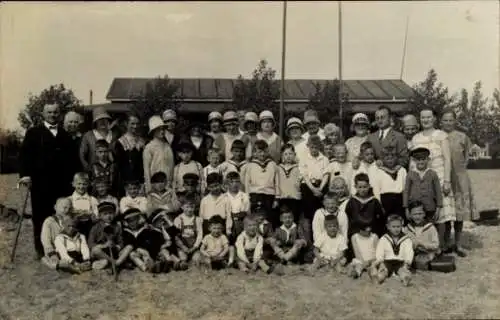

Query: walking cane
[10,185,30,263]
[108,245,118,282]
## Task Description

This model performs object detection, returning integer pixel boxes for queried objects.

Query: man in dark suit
[19,103,79,259]
[366,105,409,168]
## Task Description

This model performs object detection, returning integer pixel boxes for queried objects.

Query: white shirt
[375,234,414,265]
[314,233,347,259]
[93,129,113,143]
[119,195,148,214]
[44,121,58,137]
[299,152,330,182]
[257,132,278,146]
[378,127,391,141]
[328,161,354,191]
[235,231,264,263]
[312,206,349,242]
[371,167,407,197]
[350,162,379,199]
[201,234,229,257]
[70,192,99,217]
[294,140,309,164]
[351,233,379,263]
[165,131,175,145]
[174,214,203,248]
[54,233,90,263]
[223,132,245,161]
[202,164,223,192]
[191,136,203,149]
[226,190,250,213]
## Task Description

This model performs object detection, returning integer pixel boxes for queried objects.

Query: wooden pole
[279,0,288,140]
[338,1,344,132]
[400,15,410,80]
[89,90,93,105]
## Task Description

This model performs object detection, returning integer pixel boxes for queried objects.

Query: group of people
[19,103,477,285]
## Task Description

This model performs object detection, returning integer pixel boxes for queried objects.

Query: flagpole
[400,14,410,79]
[279,0,287,140]
[338,1,343,132]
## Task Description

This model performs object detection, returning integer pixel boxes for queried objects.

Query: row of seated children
[40,194,438,288]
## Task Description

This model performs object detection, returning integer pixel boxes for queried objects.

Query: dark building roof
[84,101,410,115]
[106,78,414,102]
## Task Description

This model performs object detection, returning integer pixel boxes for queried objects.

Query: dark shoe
[454,246,467,258]
[151,261,164,274]
[443,247,453,254]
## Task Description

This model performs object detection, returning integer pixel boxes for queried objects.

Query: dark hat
[97,201,116,215]
[149,208,168,224]
[123,208,144,221]
[177,142,195,153]
[231,139,246,151]
[206,172,222,185]
[182,173,199,185]
[186,121,205,132]
[410,147,430,159]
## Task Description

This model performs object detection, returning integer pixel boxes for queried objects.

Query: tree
[232,59,280,114]
[409,69,455,116]
[0,129,22,146]
[131,75,182,123]
[17,84,82,129]
[454,82,500,146]
[307,79,349,123]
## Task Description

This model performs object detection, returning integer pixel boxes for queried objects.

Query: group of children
[38,118,463,286]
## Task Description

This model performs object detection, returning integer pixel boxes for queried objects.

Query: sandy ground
[0,171,499,320]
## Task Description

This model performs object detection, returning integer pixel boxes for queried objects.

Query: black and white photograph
[0,1,499,319]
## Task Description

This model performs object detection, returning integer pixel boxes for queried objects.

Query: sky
[1,1,499,129]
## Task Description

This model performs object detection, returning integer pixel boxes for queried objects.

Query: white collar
[379,127,391,139]
[44,121,58,129]
[280,223,297,233]
[120,133,144,151]
[72,192,89,200]
[126,195,143,202]
[93,129,112,143]
[414,168,430,176]
[307,151,326,162]
[322,208,338,217]
[227,190,243,197]
[380,127,391,134]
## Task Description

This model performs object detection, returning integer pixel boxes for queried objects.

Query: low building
[83,77,415,133]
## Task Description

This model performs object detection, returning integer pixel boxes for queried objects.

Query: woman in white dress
[345,113,370,162]
[411,108,455,253]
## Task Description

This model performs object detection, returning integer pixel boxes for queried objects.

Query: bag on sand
[429,254,456,273]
